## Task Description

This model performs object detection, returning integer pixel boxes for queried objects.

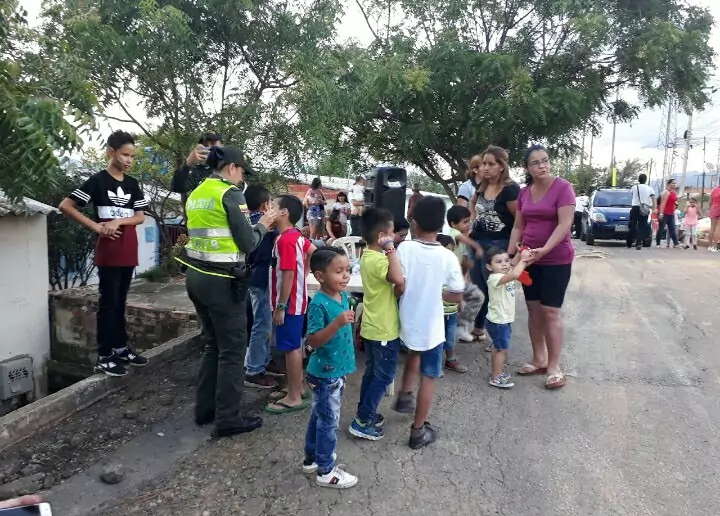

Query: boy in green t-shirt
[349,208,405,441]
[303,247,358,488]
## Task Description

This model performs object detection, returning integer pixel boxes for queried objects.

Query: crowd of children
[240,188,536,489]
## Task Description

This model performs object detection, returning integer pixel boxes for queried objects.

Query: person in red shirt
[266,195,317,414]
[59,131,149,377]
[656,178,680,248]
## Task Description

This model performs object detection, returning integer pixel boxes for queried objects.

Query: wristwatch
[277,302,287,310]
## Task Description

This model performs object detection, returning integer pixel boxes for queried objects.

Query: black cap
[198,132,223,144]
[209,145,256,175]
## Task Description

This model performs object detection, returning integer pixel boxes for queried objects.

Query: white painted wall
[0,216,51,397]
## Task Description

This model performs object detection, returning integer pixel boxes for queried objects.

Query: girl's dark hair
[336,191,347,201]
[310,246,346,273]
[311,177,322,189]
[523,144,548,185]
[329,209,341,221]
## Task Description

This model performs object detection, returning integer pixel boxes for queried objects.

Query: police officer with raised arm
[177,145,276,438]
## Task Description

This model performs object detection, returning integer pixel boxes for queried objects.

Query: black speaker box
[364,166,408,223]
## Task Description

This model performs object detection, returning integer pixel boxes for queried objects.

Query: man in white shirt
[573,195,588,238]
[628,173,656,250]
[348,175,365,236]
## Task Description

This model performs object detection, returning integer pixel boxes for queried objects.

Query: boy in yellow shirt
[350,208,405,440]
[484,246,533,388]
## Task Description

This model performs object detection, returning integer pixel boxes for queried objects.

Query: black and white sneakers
[114,347,149,367]
[95,348,148,377]
[95,356,128,377]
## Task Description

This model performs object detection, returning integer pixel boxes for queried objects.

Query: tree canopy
[41,0,341,172]
[0,0,98,202]
[290,0,715,196]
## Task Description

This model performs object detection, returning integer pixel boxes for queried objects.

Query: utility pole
[609,89,618,184]
[589,133,594,166]
[647,158,654,182]
[580,128,586,167]
[678,110,693,199]
[661,101,673,185]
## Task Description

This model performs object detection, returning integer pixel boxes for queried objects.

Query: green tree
[41,0,340,174]
[0,0,98,203]
[291,0,714,196]
[608,158,647,188]
[568,164,605,196]
[33,163,97,290]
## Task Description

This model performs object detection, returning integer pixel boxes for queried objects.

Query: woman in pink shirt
[709,178,720,252]
[508,145,576,389]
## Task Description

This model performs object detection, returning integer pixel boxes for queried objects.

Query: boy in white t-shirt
[393,196,465,449]
[484,246,533,389]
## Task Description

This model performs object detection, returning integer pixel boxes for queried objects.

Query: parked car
[581,187,652,247]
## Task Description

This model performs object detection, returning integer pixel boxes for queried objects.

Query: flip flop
[517,363,548,376]
[545,373,566,389]
[269,389,310,401]
[263,399,310,414]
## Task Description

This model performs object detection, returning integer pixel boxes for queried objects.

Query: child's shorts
[485,320,511,350]
[275,314,305,352]
[413,344,443,378]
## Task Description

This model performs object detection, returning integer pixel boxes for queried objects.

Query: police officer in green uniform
[177,146,276,437]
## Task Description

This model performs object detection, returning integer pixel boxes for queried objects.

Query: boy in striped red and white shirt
[266,195,317,414]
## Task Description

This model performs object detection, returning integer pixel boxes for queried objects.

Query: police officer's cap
[208,146,256,176]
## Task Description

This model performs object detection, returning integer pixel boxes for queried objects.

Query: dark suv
[581,188,651,247]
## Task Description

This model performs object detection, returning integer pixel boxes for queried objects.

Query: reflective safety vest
[184,178,242,264]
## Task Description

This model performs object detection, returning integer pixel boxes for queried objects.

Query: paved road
[50,243,720,515]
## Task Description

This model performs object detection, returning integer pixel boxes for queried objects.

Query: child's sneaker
[316,465,358,489]
[693,245,698,250]
[445,358,468,373]
[393,392,415,414]
[371,413,385,428]
[408,422,438,450]
[302,452,337,474]
[489,372,515,389]
[349,418,385,440]
[456,329,474,342]
[113,347,149,367]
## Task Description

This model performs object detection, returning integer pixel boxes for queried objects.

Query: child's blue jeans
[443,313,458,352]
[245,286,271,375]
[304,374,344,475]
[356,338,400,423]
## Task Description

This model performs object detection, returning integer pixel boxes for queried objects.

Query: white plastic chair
[332,236,363,261]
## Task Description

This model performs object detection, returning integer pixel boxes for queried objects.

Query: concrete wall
[0,216,51,399]
[49,290,197,367]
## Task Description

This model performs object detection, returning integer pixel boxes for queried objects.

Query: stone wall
[49,285,197,368]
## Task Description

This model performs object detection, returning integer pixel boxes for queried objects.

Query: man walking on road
[628,173,655,250]
[656,178,680,248]
[573,195,587,238]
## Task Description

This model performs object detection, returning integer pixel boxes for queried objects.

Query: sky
[20,0,720,182]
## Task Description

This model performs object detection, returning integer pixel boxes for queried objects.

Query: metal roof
[0,191,59,217]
